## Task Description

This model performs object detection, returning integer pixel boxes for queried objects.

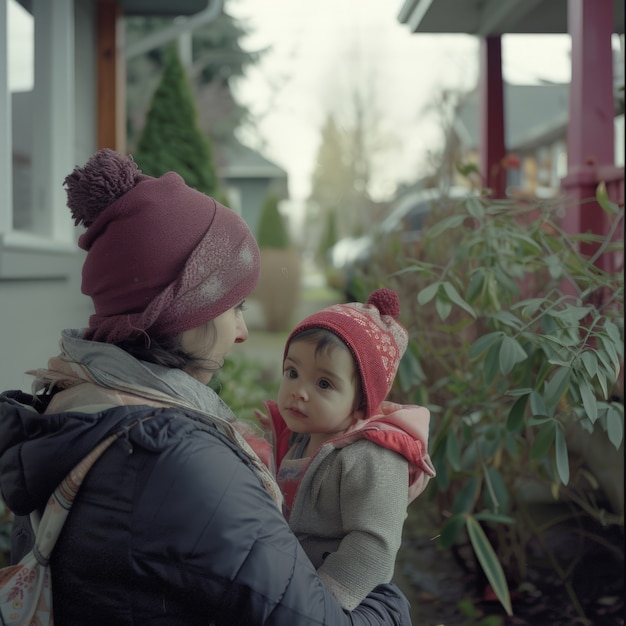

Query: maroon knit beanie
[64,149,260,343]
[285,288,409,418]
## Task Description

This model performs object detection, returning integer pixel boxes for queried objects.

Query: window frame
[0,0,78,279]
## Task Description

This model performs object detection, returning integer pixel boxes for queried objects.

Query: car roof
[379,185,473,233]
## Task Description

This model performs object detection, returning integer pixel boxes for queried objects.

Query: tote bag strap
[32,418,148,565]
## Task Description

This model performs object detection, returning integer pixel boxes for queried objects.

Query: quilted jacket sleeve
[46,416,411,626]
[131,428,411,625]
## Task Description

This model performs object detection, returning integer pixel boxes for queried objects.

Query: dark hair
[115,321,222,377]
[289,327,365,412]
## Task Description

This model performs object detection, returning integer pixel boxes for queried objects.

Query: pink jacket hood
[266,399,436,504]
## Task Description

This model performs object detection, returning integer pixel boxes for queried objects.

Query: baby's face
[277,339,360,442]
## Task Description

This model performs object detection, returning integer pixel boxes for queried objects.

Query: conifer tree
[132,44,219,196]
[318,209,338,264]
[256,193,290,249]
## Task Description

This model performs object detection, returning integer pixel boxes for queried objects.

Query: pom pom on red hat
[367,288,400,319]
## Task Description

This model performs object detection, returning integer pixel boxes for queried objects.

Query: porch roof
[397,0,624,35]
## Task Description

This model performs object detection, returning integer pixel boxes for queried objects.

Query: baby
[262,288,436,610]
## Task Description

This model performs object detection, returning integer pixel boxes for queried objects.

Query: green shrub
[353,184,624,618]
[256,193,290,249]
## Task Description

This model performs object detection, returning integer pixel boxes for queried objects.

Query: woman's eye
[236,300,247,312]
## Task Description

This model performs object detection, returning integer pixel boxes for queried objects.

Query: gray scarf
[29,329,282,507]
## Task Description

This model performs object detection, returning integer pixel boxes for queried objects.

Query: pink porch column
[561,0,624,276]
[479,36,506,198]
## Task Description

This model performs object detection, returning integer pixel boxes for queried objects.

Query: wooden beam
[97,0,125,152]
[479,36,506,198]
[561,0,623,277]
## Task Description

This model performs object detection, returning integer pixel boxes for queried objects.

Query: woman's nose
[234,318,249,344]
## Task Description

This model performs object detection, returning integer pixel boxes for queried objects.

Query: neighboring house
[216,139,289,234]
[452,47,625,198]
[0,0,218,391]
[454,82,571,197]
[398,0,624,273]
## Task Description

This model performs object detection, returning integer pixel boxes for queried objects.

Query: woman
[0,150,411,625]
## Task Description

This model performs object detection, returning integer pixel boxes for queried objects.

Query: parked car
[328,186,474,299]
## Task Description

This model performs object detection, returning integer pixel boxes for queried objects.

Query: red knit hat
[285,288,409,418]
[64,149,260,343]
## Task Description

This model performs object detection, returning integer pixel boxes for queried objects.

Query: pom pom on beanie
[65,149,260,343]
[366,288,400,319]
[286,288,408,418]
[65,149,145,227]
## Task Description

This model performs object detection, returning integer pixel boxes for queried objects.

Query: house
[0,0,229,391]
[453,83,570,196]
[452,49,624,198]
[216,138,289,233]
[398,0,624,274]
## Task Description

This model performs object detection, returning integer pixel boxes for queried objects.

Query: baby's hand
[253,408,271,430]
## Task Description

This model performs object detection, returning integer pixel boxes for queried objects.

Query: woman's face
[181,302,249,384]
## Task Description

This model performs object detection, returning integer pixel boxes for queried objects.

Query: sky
[8,0,574,212]
[228,0,573,207]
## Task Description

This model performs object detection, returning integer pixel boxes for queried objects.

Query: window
[0,0,77,278]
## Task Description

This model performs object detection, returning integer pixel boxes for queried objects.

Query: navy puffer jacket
[0,391,411,625]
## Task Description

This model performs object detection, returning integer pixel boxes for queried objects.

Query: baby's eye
[318,379,332,390]
[285,367,298,379]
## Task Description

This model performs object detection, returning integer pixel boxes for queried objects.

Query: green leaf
[506,387,534,396]
[474,511,515,525]
[604,319,622,346]
[445,431,462,471]
[482,466,509,514]
[506,394,528,432]
[529,391,549,417]
[466,269,484,302]
[600,334,622,367]
[438,513,466,549]
[550,306,593,322]
[466,516,513,616]
[545,254,563,279]
[417,281,440,305]
[397,346,425,392]
[580,351,598,379]
[606,406,625,450]
[554,426,570,485]
[435,291,453,321]
[578,378,598,422]
[480,424,502,459]
[469,332,503,359]
[484,342,501,384]
[466,196,485,219]
[515,297,544,318]
[530,421,556,460]
[543,367,571,413]
[442,281,477,318]
[490,311,523,330]
[427,214,467,238]
[452,477,478,514]
[499,336,528,375]
[596,180,620,214]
